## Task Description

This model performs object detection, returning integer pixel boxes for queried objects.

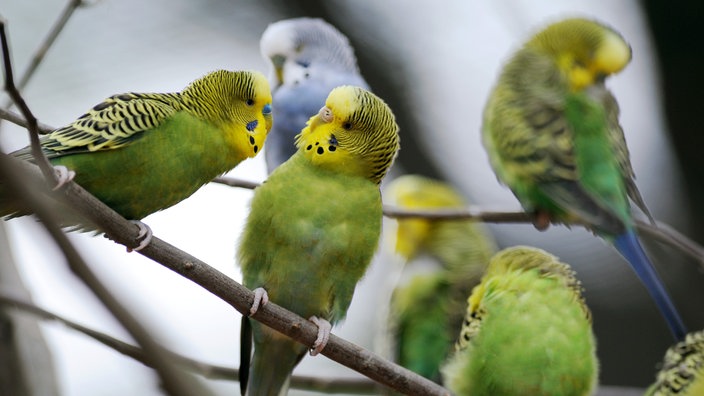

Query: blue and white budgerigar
[259,17,368,172]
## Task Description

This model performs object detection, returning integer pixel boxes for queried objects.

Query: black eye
[342,122,352,130]
[246,99,255,106]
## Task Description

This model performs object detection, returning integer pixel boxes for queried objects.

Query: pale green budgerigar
[238,85,400,396]
[442,246,598,396]
[481,17,686,339]
[384,175,496,383]
[646,329,704,396]
[2,70,272,249]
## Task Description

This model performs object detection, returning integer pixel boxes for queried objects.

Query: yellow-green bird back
[238,85,400,396]
[442,246,598,396]
[3,70,272,224]
[384,175,496,384]
[646,329,704,396]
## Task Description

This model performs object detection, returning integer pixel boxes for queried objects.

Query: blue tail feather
[614,231,687,341]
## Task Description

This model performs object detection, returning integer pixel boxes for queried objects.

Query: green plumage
[646,329,704,396]
[238,85,399,396]
[481,18,687,340]
[442,246,597,396]
[384,175,496,384]
[3,70,272,224]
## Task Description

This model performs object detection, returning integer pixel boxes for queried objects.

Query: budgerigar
[442,246,598,396]
[2,70,272,249]
[384,175,496,383]
[238,85,399,396]
[646,329,704,396]
[259,17,368,172]
[482,17,687,339]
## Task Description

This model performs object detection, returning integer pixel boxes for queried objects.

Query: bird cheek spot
[316,147,324,155]
[246,120,258,132]
[328,146,336,152]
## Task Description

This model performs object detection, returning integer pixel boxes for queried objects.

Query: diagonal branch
[0,291,379,394]
[0,152,449,396]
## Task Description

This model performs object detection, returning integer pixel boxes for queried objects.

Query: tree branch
[212,177,704,269]
[0,107,53,134]
[0,291,380,394]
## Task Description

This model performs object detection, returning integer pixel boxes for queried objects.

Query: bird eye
[342,122,352,130]
[246,99,255,106]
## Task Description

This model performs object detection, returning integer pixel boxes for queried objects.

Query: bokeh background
[1,0,703,395]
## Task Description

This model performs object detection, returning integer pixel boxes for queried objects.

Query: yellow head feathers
[295,85,400,184]
[182,70,273,160]
[528,18,632,91]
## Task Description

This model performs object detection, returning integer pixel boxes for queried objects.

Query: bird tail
[614,231,687,340]
[245,329,306,396]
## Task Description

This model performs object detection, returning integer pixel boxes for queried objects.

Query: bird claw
[532,210,552,231]
[308,316,331,356]
[126,220,152,252]
[52,165,76,191]
[249,287,269,316]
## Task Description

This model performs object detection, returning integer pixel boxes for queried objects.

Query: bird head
[183,70,273,160]
[529,18,632,91]
[295,85,399,184]
[260,18,361,89]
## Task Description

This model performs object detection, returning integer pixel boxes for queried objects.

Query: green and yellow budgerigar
[384,175,496,383]
[646,329,704,396]
[2,70,272,249]
[442,246,598,396]
[238,85,400,396]
[482,17,686,339]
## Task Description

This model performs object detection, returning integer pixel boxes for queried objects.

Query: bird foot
[51,165,76,191]
[126,220,152,252]
[249,287,269,316]
[308,316,331,356]
[532,210,552,231]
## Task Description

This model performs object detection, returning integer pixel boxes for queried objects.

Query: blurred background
[1,0,702,395]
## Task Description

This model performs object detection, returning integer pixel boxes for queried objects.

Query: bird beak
[308,106,333,131]
[271,55,285,87]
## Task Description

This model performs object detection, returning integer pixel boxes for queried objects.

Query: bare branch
[0,18,55,183]
[0,107,53,134]
[15,0,84,92]
[212,176,261,190]
[0,292,380,394]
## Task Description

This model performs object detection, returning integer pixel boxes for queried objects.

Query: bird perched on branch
[2,70,272,250]
[646,329,704,396]
[259,17,368,172]
[481,17,686,340]
[238,85,399,396]
[442,246,598,396]
[383,174,496,384]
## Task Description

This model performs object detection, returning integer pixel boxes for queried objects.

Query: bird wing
[20,92,181,160]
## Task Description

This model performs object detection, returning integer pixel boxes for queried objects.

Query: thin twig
[15,0,84,92]
[0,18,55,182]
[0,107,53,134]
[212,176,261,190]
[0,292,379,393]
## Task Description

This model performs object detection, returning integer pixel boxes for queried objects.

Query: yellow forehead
[251,71,273,102]
[594,31,631,74]
[325,86,359,116]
